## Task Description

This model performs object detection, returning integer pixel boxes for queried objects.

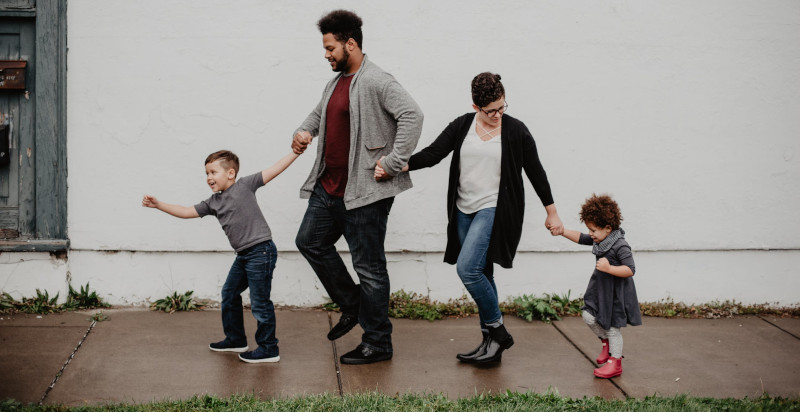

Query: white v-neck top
[457,117,502,214]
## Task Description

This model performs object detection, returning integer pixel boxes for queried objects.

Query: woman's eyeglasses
[480,102,508,117]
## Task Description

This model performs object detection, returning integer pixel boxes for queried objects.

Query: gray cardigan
[295,55,424,209]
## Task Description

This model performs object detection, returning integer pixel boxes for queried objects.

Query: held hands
[374,156,410,181]
[545,214,564,236]
[292,131,313,155]
[374,156,392,181]
[596,257,611,273]
[142,195,159,208]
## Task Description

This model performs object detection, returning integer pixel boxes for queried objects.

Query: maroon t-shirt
[320,74,354,197]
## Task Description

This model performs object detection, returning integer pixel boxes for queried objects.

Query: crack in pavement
[758,316,800,340]
[39,320,98,405]
[328,312,344,397]
[551,322,629,398]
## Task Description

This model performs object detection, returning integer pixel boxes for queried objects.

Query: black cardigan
[408,113,554,268]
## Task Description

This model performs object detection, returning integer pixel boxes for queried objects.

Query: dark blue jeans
[296,183,394,352]
[455,207,501,329]
[221,240,278,356]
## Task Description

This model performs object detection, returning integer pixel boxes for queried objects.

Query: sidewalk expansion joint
[551,322,629,398]
[328,312,344,397]
[758,316,800,340]
[39,319,98,405]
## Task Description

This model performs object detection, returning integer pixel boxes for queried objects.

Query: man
[292,10,423,365]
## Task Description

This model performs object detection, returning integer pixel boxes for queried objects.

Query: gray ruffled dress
[580,229,642,330]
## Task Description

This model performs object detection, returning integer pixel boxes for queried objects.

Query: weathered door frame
[0,0,67,252]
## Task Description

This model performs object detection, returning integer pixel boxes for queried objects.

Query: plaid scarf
[592,228,625,256]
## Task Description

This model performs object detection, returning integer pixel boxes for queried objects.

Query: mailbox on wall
[0,61,27,90]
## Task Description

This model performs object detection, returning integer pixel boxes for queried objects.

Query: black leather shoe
[327,313,358,341]
[456,331,490,363]
[474,324,514,363]
[340,344,393,365]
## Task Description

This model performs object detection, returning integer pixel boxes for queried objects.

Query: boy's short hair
[471,72,505,108]
[580,194,623,230]
[318,9,363,49]
[205,150,240,177]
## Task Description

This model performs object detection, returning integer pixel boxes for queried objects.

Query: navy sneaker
[209,339,248,353]
[239,347,280,363]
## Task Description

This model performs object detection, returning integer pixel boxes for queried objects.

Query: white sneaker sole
[239,354,280,363]
[209,345,248,353]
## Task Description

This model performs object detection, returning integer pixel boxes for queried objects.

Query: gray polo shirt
[194,172,272,253]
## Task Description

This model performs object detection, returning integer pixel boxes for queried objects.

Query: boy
[142,149,299,363]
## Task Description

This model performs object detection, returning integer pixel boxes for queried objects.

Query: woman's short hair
[580,194,623,230]
[318,10,363,49]
[205,150,240,177]
[471,72,505,108]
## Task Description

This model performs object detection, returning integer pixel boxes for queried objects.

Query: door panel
[0,18,34,239]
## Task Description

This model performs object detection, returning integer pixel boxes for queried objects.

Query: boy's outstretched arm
[560,229,582,243]
[142,195,200,219]
[262,152,301,185]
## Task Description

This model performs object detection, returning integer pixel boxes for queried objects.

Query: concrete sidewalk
[1,308,798,406]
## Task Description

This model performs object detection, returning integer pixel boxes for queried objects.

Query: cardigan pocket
[361,142,388,170]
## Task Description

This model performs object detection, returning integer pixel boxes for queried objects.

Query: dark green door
[0,18,35,240]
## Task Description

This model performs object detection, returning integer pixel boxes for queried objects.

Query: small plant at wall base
[504,291,584,323]
[389,290,444,320]
[0,292,16,313]
[389,290,479,321]
[18,289,61,314]
[150,291,205,314]
[0,283,110,315]
[64,282,110,311]
[322,302,340,312]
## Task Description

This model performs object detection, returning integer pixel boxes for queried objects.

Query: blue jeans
[221,240,278,356]
[456,207,501,328]
[296,183,394,352]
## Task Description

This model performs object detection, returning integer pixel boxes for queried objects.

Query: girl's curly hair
[579,194,623,230]
[471,72,505,108]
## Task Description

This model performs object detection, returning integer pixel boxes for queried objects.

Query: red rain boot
[594,356,622,378]
[596,338,609,364]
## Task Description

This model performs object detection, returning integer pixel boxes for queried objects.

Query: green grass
[2,392,799,411]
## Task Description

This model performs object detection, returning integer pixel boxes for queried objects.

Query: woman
[376,72,564,364]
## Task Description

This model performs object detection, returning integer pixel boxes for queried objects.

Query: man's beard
[333,49,350,72]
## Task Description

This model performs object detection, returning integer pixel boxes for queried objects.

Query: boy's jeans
[221,240,278,356]
[296,183,394,353]
[455,207,501,328]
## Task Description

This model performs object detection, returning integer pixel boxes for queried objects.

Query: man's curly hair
[471,72,505,108]
[318,10,363,49]
[579,194,623,230]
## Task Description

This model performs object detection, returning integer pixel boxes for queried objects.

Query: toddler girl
[559,194,641,378]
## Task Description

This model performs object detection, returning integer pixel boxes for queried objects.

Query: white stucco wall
[2,0,799,306]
